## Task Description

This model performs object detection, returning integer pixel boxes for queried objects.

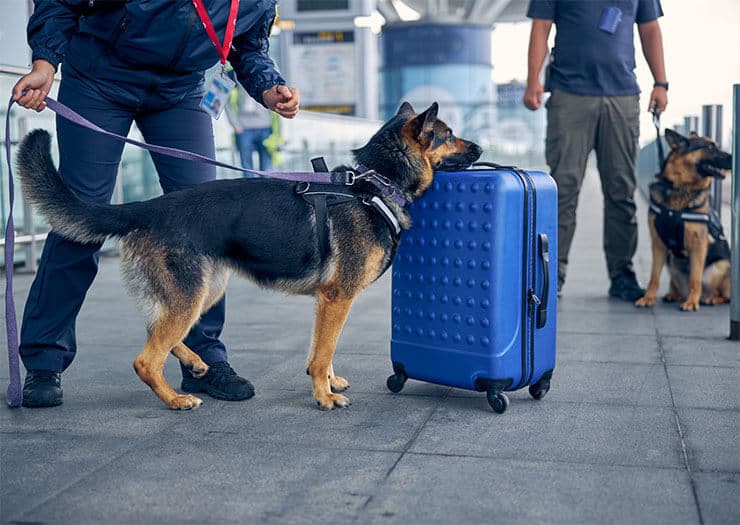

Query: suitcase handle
[537,233,550,328]
[470,161,520,171]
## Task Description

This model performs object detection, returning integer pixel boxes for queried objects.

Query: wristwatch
[654,81,669,91]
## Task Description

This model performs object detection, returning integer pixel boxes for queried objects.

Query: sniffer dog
[635,129,731,312]
[18,102,482,410]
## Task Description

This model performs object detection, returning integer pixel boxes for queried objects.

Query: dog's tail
[17,129,144,243]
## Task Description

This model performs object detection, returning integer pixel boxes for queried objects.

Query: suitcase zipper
[522,171,538,387]
[509,169,537,389]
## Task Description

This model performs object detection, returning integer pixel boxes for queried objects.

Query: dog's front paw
[316,392,351,410]
[168,394,203,410]
[635,295,656,307]
[680,299,700,312]
[330,375,350,393]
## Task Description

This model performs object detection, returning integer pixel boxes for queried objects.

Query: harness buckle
[330,171,355,185]
[295,181,310,194]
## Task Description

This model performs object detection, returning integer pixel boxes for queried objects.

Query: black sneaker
[22,370,63,408]
[181,361,254,401]
[609,269,646,302]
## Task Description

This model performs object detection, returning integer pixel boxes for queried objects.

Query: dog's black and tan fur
[635,129,732,312]
[18,102,481,410]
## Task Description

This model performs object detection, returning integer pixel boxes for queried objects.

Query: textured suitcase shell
[389,168,557,411]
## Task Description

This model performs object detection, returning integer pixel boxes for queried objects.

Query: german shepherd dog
[635,129,731,311]
[18,102,482,410]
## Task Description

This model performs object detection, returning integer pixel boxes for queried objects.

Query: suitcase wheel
[386,372,407,394]
[486,391,510,414]
[528,379,551,400]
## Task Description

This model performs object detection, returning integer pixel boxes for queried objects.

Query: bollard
[683,115,699,135]
[731,85,739,340]
[702,104,724,218]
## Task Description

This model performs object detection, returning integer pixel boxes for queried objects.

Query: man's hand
[648,86,667,115]
[523,80,545,111]
[263,85,300,119]
[13,60,55,112]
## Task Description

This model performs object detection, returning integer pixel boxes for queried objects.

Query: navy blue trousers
[20,66,228,373]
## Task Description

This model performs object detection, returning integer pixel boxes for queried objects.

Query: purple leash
[4,95,409,407]
[5,96,21,407]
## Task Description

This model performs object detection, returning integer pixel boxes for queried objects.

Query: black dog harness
[648,181,729,265]
[297,158,407,276]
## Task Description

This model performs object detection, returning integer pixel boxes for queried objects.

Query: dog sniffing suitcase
[388,163,558,413]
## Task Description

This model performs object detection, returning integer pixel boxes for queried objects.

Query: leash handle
[652,105,665,170]
[4,96,21,407]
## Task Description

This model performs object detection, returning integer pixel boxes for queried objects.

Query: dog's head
[662,128,732,189]
[353,102,482,199]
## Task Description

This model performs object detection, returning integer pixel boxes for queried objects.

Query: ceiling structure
[375,0,529,25]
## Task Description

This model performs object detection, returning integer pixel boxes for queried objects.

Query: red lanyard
[192,0,240,65]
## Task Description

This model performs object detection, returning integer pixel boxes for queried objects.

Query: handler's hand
[263,85,300,119]
[522,80,544,111]
[13,60,55,112]
[648,86,667,115]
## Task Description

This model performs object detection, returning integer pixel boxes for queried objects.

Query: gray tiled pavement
[1,170,738,524]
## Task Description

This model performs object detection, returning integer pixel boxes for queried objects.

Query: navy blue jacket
[28,0,285,104]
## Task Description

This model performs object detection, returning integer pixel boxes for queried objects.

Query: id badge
[200,72,235,119]
[598,6,623,34]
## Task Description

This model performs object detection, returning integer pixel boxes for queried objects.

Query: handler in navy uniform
[523,0,667,301]
[12,0,300,408]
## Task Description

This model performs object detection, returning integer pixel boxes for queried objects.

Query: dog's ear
[664,128,689,150]
[397,101,416,116]
[409,102,438,136]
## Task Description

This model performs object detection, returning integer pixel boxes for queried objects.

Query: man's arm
[523,19,553,111]
[230,6,300,119]
[13,0,87,111]
[638,20,668,114]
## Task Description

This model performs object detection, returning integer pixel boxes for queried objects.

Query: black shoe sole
[21,397,63,408]
[609,290,645,302]
[181,379,255,401]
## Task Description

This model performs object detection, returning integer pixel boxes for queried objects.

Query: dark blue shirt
[527,0,663,96]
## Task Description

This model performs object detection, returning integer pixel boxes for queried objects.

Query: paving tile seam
[556,358,662,366]
[664,363,740,371]
[655,323,705,525]
[558,329,656,336]
[359,390,451,514]
[403,450,691,473]
[4,430,179,524]
[3,402,233,522]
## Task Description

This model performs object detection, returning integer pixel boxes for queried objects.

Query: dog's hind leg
[171,343,208,378]
[702,260,731,305]
[169,262,230,378]
[307,284,355,410]
[134,296,207,410]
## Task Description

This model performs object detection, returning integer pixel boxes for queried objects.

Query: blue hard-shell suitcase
[388,163,557,413]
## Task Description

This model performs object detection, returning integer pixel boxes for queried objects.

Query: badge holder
[201,70,235,120]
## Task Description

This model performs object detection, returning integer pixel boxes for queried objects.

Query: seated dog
[18,102,482,410]
[635,129,731,311]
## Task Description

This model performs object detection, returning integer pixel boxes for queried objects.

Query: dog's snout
[468,143,483,161]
